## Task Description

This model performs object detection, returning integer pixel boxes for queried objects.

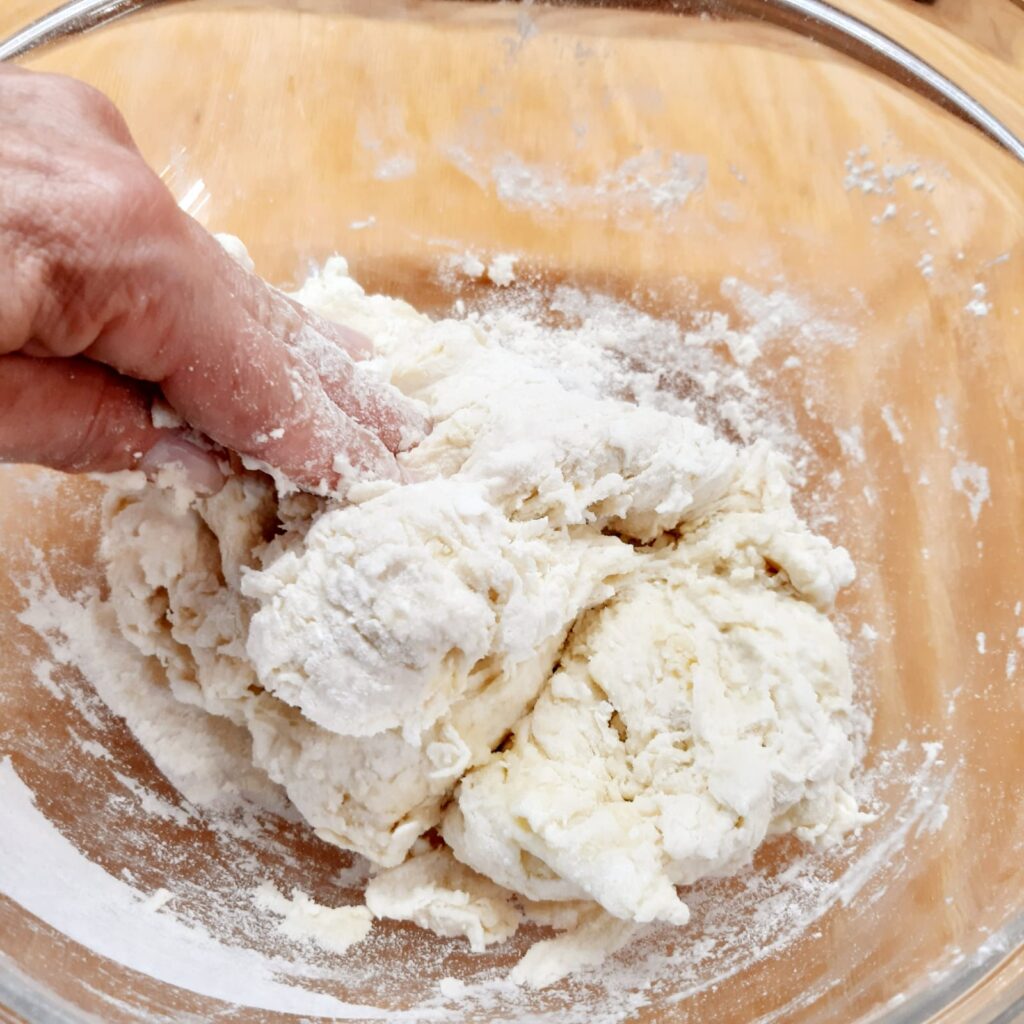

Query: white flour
[444,146,707,224]
[964,282,992,318]
[90,243,867,989]
[0,579,955,1023]
[0,245,973,1018]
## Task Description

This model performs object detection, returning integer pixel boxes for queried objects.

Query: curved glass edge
[0,0,1023,162]
[740,0,1024,163]
[0,1,1022,1022]
[0,951,100,1024]
[879,912,1024,1024]
[0,0,151,60]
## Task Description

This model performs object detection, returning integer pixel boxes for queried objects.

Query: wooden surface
[0,3,1022,1024]
[843,0,1024,139]
[2,0,1024,138]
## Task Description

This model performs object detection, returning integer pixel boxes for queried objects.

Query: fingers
[1,66,427,491]
[166,338,405,490]
[0,354,223,491]
[217,240,375,366]
[283,303,430,454]
[137,435,225,493]
[80,219,425,490]
[279,295,374,361]
[168,230,417,489]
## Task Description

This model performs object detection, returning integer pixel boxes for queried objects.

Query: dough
[102,245,865,973]
[254,882,373,955]
[444,453,861,927]
[364,845,522,953]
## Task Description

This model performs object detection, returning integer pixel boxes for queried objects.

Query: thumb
[0,354,224,492]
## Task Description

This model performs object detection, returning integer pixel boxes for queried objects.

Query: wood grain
[0,3,1022,1024]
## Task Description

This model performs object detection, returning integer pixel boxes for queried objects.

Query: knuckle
[18,71,136,152]
[81,155,177,241]
[59,74,126,131]
[16,160,176,352]
[57,370,139,472]
[0,254,47,354]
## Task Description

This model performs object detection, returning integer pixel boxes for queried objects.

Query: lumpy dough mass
[103,249,866,954]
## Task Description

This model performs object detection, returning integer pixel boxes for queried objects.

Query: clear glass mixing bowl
[1,2,1022,1022]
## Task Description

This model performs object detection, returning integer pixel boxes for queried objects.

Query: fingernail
[140,436,225,495]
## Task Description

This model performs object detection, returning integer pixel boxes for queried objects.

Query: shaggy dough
[102,247,865,971]
[364,845,522,953]
[444,456,861,927]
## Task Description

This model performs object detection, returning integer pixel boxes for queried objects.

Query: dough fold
[103,250,864,933]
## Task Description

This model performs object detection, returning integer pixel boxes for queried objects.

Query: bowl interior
[1,3,1023,1023]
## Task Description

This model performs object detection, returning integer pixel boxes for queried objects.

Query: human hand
[0,65,426,493]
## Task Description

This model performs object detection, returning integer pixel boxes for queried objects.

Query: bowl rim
[1,0,1023,164]
[0,2,1021,1023]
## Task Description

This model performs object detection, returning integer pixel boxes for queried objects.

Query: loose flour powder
[94,239,869,986]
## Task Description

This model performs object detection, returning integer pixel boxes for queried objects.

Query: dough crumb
[254,882,373,956]
[511,906,639,989]
[366,847,522,953]
[486,253,517,286]
[140,888,174,913]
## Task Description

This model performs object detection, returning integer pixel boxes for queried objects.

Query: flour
[453,251,486,279]
[951,460,990,524]
[90,240,867,988]
[365,846,522,953]
[935,396,991,526]
[871,202,898,226]
[842,146,937,197]
[835,426,866,464]
[964,282,992,318]
[486,253,517,287]
[880,405,906,446]
[141,888,175,912]
[0,757,399,1020]
[444,146,706,223]
[455,278,813,464]
[255,882,373,955]
[450,251,517,286]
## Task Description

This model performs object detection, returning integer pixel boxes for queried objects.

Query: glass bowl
[1,2,1022,1022]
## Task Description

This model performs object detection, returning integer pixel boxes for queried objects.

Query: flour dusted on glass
[91,238,869,988]
[0,678,946,1024]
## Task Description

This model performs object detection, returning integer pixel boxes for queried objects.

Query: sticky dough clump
[102,248,865,969]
